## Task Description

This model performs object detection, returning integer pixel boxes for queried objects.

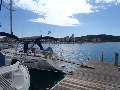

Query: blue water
[42,42,120,63]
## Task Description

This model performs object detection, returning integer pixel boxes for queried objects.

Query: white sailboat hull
[2,47,80,73]
[0,62,30,90]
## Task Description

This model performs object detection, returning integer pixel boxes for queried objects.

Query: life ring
[44,53,52,59]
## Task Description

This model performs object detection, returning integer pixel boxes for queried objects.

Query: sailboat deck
[51,60,120,90]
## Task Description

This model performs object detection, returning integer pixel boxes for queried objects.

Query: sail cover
[33,36,57,50]
[34,36,57,42]
[0,32,19,41]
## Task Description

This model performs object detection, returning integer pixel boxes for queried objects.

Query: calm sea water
[42,42,120,63]
[22,42,120,90]
[29,70,64,90]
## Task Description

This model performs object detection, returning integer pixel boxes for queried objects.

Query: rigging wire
[33,10,42,36]
[1,1,15,11]
[2,4,9,10]
[32,4,52,36]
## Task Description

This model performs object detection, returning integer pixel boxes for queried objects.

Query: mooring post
[115,52,119,66]
[88,58,89,60]
[101,51,104,62]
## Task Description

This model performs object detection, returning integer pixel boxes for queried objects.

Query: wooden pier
[51,60,120,90]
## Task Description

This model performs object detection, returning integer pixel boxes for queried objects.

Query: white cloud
[4,0,94,26]
[95,0,120,3]
[4,0,120,26]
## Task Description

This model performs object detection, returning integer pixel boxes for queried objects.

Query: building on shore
[18,34,120,43]
[65,36,69,42]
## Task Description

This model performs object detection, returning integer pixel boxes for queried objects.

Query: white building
[65,36,69,42]
[70,34,75,42]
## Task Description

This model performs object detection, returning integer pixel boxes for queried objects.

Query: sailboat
[0,0,30,90]
[2,35,81,73]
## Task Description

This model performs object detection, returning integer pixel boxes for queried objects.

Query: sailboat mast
[10,0,12,34]
[0,0,2,28]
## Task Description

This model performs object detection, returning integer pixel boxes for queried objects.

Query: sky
[0,0,120,38]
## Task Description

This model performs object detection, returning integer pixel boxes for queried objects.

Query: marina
[1,39,120,90]
[1,40,120,90]
[1,0,120,90]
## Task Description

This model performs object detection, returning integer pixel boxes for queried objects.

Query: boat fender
[45,53,52,59]
[35,61,38,68]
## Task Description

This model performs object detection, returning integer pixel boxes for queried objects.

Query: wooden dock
[51,60,120,90]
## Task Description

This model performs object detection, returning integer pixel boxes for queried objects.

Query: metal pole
[115,52,119,66]
[10,0,12,34]
[101,51,104,62]
[0,0,2,32]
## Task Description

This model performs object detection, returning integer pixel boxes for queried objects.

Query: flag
[48,30,51,34]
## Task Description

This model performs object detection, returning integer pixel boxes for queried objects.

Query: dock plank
[51,60,120,90]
